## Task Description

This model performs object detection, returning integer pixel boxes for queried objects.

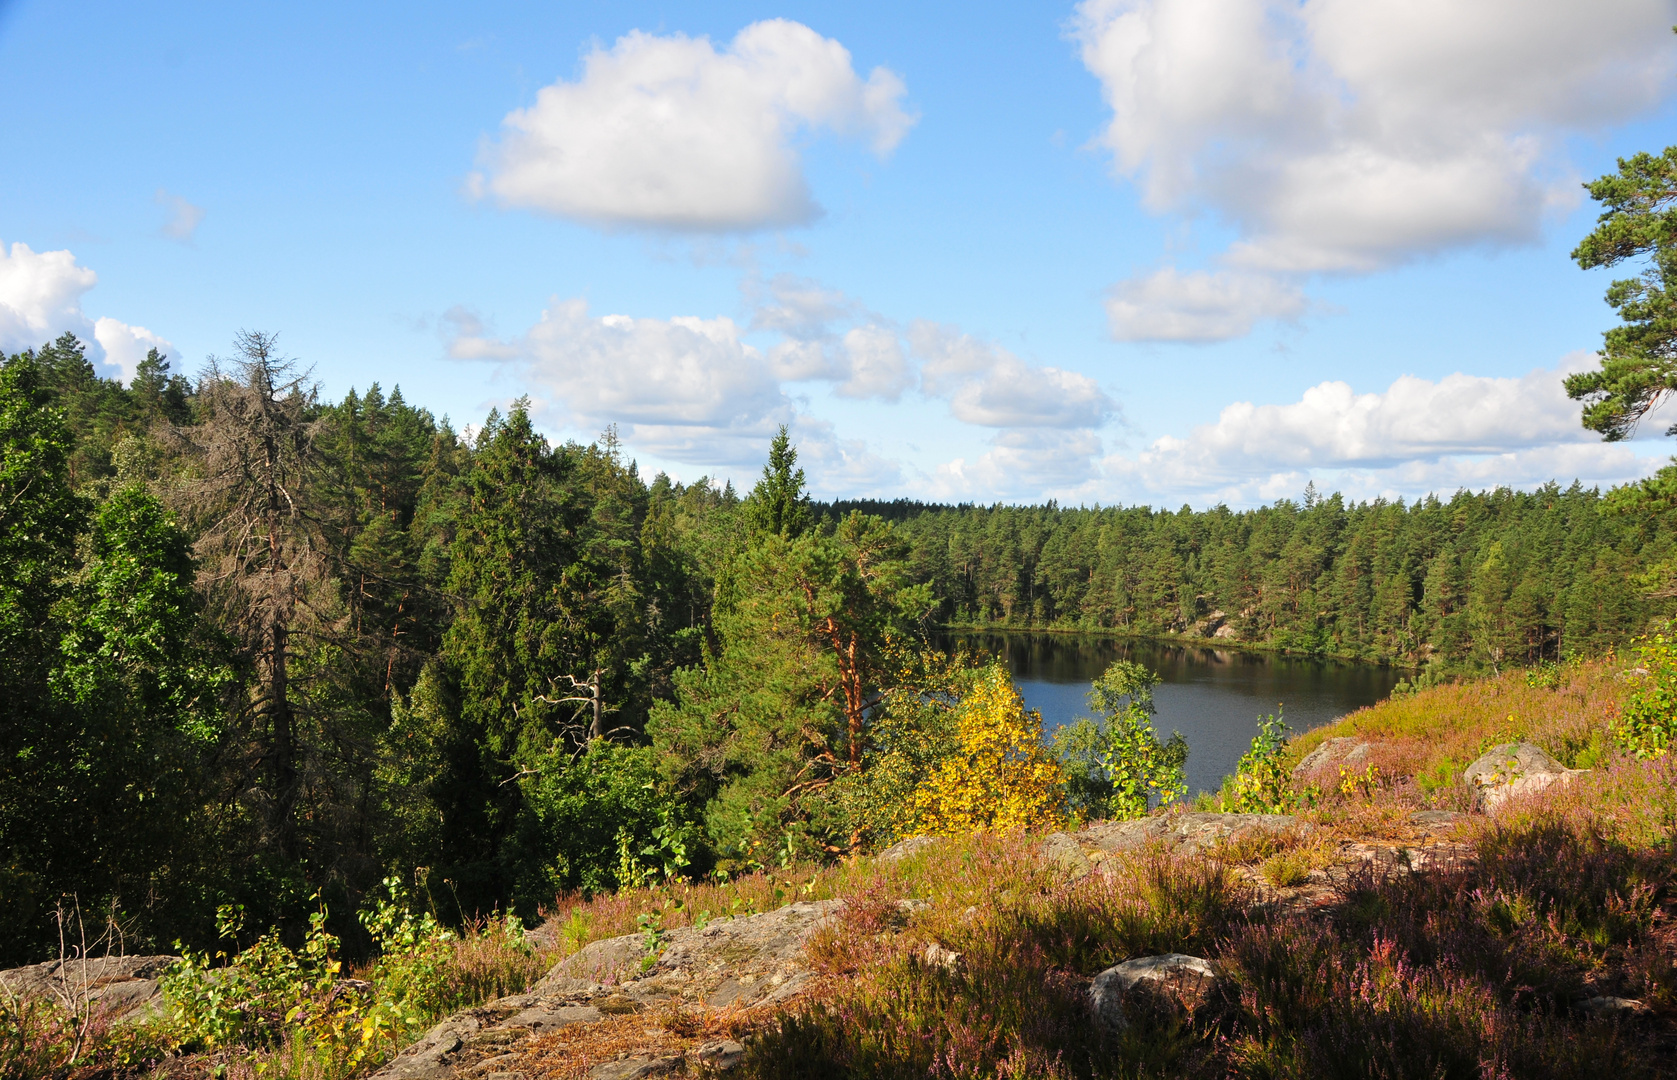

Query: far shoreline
[934,622,1425,671]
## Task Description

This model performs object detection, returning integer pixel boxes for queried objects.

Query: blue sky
[3,0,1676,505]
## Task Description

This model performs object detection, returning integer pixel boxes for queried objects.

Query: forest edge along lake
[946,632,1405,797]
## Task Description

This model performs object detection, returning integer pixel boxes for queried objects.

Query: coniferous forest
[3,327,1676,968]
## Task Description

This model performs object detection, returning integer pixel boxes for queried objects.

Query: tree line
[4,326,1675,968]
[823,480,1677,669]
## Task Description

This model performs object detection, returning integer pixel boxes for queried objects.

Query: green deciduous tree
[1053,660,1186,820]
[0,352,86,956]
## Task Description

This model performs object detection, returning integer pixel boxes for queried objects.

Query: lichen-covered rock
[0,954,177,1026]
[1463,742,1585,810]
[1089,954,1220,1031]
[1039,831,1094,878]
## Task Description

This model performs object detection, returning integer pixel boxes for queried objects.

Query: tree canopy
[1566,144,1677,439]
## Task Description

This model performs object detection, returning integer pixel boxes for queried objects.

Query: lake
[945,632,1405,797]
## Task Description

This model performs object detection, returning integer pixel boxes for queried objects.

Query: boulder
[1039,832,1093,878]
[1463,742,1585,811]
[1292,737,1372,778]
[0,954,177,1026]
[1089,954,1220,1031]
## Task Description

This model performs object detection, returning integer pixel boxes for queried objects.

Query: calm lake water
[945,632,1405,797]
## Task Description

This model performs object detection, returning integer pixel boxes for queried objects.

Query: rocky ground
[0,740,1613,1079]
[368,804,1484,1080]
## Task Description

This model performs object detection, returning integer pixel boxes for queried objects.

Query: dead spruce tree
[168,332,332,859]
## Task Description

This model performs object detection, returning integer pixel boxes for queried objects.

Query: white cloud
[155,189,204,242]
[0,241,171,383]
[1074,0,1677,337]
[472,19,915,230]
[836,325,913,400]
[933,430,1108,502]
[1101,354,1670,504]
[752,274,912,400]
[93,318,172,384]
[911,321,1117,428]
[789,414,905,494]
[1106,267,1308,341]
[445,298,792,464]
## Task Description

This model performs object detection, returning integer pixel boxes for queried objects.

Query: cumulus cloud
[445,298,792,464]
[0,241,171,383]
[1103,354,1670,504]
[933,429,1108,501]
[910,321,1117,429]
[155,189,205,242]
[472,19,915,230]
[788,414,905,494]
[1106,268,1309,341]
[1075,0,1677,338]
[752,274,913,400]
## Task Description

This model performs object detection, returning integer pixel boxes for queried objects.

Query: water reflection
[941,632,1404,797]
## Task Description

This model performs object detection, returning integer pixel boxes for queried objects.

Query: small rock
[1577,996,1649,1017]
[877,836,940,863]
[0,954,179,1027]
[922,943,963,973]
[1408,810,1463,827]
[693,1039,746,1071]
[1089,954,1220,1032]
[588,1055,683,1080]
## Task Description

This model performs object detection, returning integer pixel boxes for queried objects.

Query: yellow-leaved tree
[909,662,1065,836]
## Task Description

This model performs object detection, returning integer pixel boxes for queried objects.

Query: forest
[830,480,1677,668]
[3,327,1676,968]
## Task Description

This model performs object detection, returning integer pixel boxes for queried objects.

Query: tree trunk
[270,621,296,856]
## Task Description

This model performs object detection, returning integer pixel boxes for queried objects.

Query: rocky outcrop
[1080,812,1299,857]
[1463,742,1586,810]
[0,954,177,1025]
[373,901,842,1080]
[876,835,940,863]
[1089,954,1221,1031]
[1292,736,1373,778]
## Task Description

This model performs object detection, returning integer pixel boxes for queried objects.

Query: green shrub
[1054,660,1187,820]
[1615,625,1677,758]
[1221,709,1299,814]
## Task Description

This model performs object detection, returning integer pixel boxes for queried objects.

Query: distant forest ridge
[814,481,1677,669]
